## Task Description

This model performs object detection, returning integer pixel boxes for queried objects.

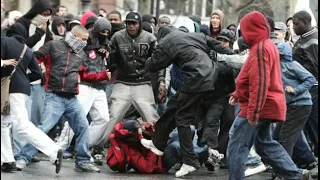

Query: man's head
[71,25,89,41]
[142,14,157,28]
[92,18,112,39]
[217,29,235,48]
[52,16,66,36]
[274,22,286,42]
[227,24,236,33]
[210,10,224,32]
[99,8,107,18]
[55,5,67,17]
[107,10,122,23]
[292,11,312,35]
[124,12,141,37]
[158,16,170,27]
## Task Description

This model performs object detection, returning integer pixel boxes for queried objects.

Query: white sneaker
[208,148,224,163]
[245,162,267,177]
[175,163,197,177]
[90,157,94,163]
[140,139,163,156]
[16,159,27,170]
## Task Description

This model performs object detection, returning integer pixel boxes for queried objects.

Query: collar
[301,28,317,38]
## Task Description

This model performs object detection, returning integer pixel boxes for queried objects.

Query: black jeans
[274,105,312,157]
[218,103,235,156]
[305,85,318,157]
[152,91,211,168]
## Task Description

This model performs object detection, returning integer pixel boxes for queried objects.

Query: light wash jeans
[56,84,110,150]
[15,92,91,165]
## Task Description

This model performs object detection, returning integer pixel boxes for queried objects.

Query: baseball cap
[217,29,235,42]
[124,12,141,23]
[275,22,287,33]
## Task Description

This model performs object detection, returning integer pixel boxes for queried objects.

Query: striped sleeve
[247,41,271,122]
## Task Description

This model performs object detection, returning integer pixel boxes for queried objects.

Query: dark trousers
[274,105,312,157]
[196,97,226,149]
[218,103,235,156]
[152,91,208,168]
[305,85,318,157]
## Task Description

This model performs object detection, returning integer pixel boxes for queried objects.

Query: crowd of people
[1,0,318,179]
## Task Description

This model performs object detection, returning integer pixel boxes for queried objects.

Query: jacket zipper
[62,49,70,91]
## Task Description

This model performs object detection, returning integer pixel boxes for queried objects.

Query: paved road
[1,158,275,180]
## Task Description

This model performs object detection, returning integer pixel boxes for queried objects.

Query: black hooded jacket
[1,23,42,95]
[16,0,53,48]
[51,16,65,37]
[146,26,235,93]
[110,14,164,85]
[81,18,112,90]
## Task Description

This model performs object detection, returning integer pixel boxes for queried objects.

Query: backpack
[106,134,131,173]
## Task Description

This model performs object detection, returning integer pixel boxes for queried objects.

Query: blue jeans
[15,92,91,164]
[13,84,45,156]
[227,117,301,180]
[229,115,262,166]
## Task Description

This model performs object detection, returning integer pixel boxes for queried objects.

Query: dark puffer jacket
[35,39,109,95]
[146,26,234,93]
[81,18,112,90]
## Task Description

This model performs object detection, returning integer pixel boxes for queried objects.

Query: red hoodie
[234,11,286,122]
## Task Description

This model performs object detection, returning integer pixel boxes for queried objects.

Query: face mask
[31,14,50,26]
[65,32,87,53]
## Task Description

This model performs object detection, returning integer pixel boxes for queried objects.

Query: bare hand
[158,83,167,103]
[106,69,111,80]
[229,95,238,105]
[2,59,18,67]
[248,120,258,126]
[39,23,47,32]
[99,49,109,58]
[285,86,295,94]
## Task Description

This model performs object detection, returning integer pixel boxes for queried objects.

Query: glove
[209,50,217,61]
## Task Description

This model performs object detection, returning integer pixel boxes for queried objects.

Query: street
[1,156,276,180]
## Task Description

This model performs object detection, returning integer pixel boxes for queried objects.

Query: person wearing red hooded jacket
[106,120,167,174]
[226,11,309,180]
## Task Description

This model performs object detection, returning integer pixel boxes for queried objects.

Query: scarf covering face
[65,32,87,53]
[31,14,50,26]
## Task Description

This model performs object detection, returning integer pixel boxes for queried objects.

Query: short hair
[108,10,122,20]
[159,16,170,23]
[71,25,88,36]
[293,11,312,24]
[266,16,275,32]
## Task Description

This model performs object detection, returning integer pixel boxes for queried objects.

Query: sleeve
[292,61,317,95]
[79,65,109,81]
[247,50,271,122]
[303,43,318,78]
[28,55,43,82]
[146,45,172,73]
[1,38,13,77]
[205,35,235,55]
[108,35,119,69]
[34,41,52,64]
[165,65,172,89]
[128,147,161,174]
[26,28,46,48]
[216,53,249,70]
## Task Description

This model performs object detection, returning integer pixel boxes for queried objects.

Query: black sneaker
[75,163,100,172]
[54,149,63,174]
[1,162,17,172]
[219,158,228,169]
